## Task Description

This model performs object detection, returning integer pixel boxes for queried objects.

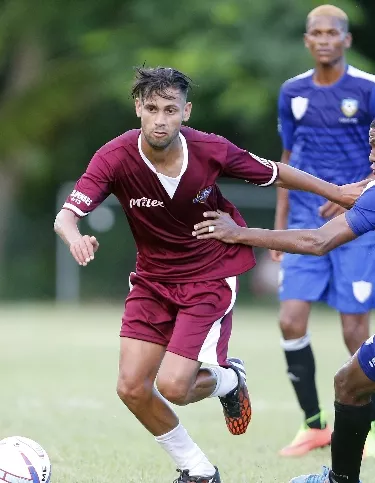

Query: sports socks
[329,402,371,483]
[282,334,324,429]
[207,366,238,398]
[155,423,215,477]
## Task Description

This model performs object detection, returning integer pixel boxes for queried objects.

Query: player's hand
[337,179,369,208]
[319,201,346,219]
[69,235,99,266]
[270,249,284,262]
[192,210,241,243]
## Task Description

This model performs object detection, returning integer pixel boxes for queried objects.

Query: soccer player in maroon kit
[54,67,365,483]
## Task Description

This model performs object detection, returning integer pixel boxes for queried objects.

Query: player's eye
[166,108,177,114]
[147,105,157,112]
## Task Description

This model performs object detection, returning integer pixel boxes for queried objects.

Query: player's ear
[344,32,352,49]
[135,98,142,118]
[183,102,192,122]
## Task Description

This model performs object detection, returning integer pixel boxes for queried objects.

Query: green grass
[1,303,374,482]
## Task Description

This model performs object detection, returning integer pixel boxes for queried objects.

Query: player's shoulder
[346,66,375,89]
[96,129,140,158]
[181,126,230,146]
[280,69,314,95]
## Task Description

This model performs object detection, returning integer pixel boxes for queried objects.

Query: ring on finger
[208,225,215,233]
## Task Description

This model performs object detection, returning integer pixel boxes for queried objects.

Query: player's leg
[290,337,375,483]
[340,312,370,355]
[157,276,250,436]
[330,240,375,459]
[116,337,174,434]
[120,274,220,482]
[278,253,331,456]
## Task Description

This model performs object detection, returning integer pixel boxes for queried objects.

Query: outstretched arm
[275,163,367,209]
[192,210,357,256]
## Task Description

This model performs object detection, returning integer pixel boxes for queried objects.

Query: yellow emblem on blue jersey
[341,98,359,117]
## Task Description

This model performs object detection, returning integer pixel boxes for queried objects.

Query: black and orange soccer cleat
[173,467,221,483]
[219,358,252,435]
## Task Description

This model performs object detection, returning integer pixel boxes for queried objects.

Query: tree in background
[0,0,371,299]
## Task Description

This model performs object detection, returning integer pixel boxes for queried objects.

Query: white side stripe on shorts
[197,276,237,366]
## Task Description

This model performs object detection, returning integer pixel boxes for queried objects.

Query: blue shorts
[279,231,375,313]
[358,335,375,382]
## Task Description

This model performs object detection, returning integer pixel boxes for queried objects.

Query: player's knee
[334,365,357,404]
[116,376,151,408]
[279,314,307,339]
[156,375,189,406]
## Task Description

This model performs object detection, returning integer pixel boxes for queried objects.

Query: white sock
[208,366,239,398]
[155,423,215,477]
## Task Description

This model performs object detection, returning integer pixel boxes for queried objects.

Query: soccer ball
[0,436,51,483]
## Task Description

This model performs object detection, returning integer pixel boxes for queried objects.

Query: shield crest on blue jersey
[341,98,358,118]
[291,97,309,120]
[353,281,372,303]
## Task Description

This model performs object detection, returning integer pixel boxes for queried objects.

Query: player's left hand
[337,179,369,208]
[192,210,241,243]
[319,201,347,219]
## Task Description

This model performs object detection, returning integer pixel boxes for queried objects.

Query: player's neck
[313,59,346,86]
[141,133,183,169]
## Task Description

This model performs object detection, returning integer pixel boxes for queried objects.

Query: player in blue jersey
[191,120,375,482]
[272,4,375,456]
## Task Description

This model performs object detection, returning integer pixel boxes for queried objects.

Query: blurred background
[1,0,374,303]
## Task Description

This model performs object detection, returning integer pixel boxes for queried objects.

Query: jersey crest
[291,97,309,120]
[193,185,213,204]
[341,98,358,118]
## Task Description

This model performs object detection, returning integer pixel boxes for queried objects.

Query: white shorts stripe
[197,276,237,366]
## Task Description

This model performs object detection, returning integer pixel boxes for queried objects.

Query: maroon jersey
[63,126,278,282]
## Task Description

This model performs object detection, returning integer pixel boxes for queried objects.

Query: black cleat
[173,466,221,482]
[219,357,252,435]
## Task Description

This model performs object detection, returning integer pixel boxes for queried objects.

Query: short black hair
[131,67,193,101]
[371,119,375,129]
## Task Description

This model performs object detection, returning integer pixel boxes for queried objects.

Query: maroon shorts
[120,273,237,366]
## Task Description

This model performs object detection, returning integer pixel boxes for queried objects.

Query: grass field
[1,303,374,482]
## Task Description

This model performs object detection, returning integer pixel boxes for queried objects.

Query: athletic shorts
[358,334,375,382]
[279,232,375,313]
[120,272,237,366]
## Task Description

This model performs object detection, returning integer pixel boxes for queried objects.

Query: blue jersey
[278,65,375,229]
[346,181,375,236]
[348,185,375,381]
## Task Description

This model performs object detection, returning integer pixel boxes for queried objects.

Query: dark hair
[131,67,193,101]
[371,119,375,129]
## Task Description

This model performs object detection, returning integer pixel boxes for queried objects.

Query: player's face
[304,16,351,66]
[135,88,192,150]
[369,128,375,174]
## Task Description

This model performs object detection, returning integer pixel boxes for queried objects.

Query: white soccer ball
[0,436,51,483]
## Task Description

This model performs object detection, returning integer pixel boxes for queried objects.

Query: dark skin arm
[192,210,357,256]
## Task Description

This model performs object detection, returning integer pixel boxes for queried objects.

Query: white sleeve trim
[257,160,278,187]
[361,180,375,195]
[63,203,89,217]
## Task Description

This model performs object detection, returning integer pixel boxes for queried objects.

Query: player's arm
[272,149,290,261]
[54,210,99,266]
[193,184,375,254]
[54,152,114,266]
[193,210,355,255]
[275,163,367,209]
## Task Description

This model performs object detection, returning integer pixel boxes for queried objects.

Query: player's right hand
[270,249,283,262]
[69,235,99,266]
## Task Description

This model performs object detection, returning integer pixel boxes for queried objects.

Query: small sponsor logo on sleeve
[70,190,93,206]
